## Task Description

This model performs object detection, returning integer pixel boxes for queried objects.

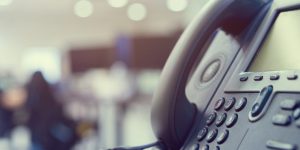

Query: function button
[240,76,248,82]
[201,59,221,83]
[214,98,225,110]
[250,85,273,118]
[235,97,247,112]
[216,113,227,127]
[216,130,229,144]
[200,145,209,150]
[206,112,217,126]
[295,119,300,128]
[287,74,298,80]
[293,108,300,120]
[266,140,297,150]
[272,114,292,126]
[224,97,236,111]
[254,75,263,81]
[191,144,200,150]
[280,99,299,110]
[270,74,280,80]
[206,129,218,143]
[197,127,208,141]
[226,113,238,128]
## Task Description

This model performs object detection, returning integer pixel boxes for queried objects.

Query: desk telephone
[112,0,300,150]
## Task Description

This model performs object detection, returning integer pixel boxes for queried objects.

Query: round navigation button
[201,59,221,83]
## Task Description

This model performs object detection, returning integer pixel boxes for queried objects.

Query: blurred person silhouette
[0,73,31,150]
[0,89,15,138]
[0,73,26,138]
[25,71,79,150]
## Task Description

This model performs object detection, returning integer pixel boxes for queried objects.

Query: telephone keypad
[216,130,229,144]
[197,127,208,141]
[206,129,218,143]
[224,98,236,111]
[193,97,246,149]
[225,113,238,128]
[235,97,247,112]
[206,112,217,126]
[215,113,227,127]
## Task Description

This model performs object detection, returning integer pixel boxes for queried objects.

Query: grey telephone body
[151,0,300,150]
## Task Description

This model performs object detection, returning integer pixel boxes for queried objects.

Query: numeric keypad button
[197,127,208,141]
[224,98,236,111]
[226,113,238,128]
[206,129,218,143]
[214,98,225,110]
[217,130,229,144]
[235,97,247,112]
[201,145,209,150]
[190,144,200,150]
[216,113,227,127]
[206,112,217,126]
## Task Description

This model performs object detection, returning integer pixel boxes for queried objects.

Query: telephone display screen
[248,10,300,72]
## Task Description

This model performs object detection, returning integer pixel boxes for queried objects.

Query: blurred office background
[0,0,207,149]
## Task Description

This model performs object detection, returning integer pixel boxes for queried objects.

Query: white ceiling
[0,0,207,79]
[0,0,190,51]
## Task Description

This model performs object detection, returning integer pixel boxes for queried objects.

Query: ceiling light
[127,3,147,22]
[0,0,13,6]
[166,0,188,12]
[107,0,128,8]
[74,0,94,18]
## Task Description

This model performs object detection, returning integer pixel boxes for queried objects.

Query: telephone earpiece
[151,0,270,149]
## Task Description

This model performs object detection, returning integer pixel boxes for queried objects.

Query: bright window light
[127,3,147,21]
[74,0,94,18]
[21,47,61,83]
[0,0,13,6]
[166,0,188,12]
[107,0,128,8]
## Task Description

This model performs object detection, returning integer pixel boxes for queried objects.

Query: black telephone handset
[151,0,270,149]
